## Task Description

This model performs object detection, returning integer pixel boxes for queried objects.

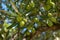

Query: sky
[1,0,7,10]
[1,3,8,10]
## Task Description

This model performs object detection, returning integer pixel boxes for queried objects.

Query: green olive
[48,13,53,17]
[17,16,23,22]
[23,18,27,22]
[20,21,25,27]
[44,5,51,11]
[30,1,35,7]
[26,5,31,10]
[34,17,39,22]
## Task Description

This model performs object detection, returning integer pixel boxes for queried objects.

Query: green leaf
[50,17,56,23]
[23,18,27,22]
[0,34,3,40]
[47,20,53,27]
[50,2,55,7]
[3,22,12,28]
[0,24,3,28]
[30,1,35,7]
[7,23,17,29]
[6,4,13,11]
[10,12,17,16]
[47,0,51,3]
[4,27,8,32]
[0,10,17,17]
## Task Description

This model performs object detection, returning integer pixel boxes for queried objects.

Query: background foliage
[0,0,60,40]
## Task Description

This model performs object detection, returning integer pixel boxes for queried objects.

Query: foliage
[0,0,60,40]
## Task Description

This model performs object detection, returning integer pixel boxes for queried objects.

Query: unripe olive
[34,18,39,22]
[44,5,51,11]
[26,5,31,10]
[17,16,23,22]
[48,13,53,17]
[20,21,25,27]
[30,1,35,7]
[23,18,27,22]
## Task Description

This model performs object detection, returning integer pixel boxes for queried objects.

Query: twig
[10,1,22,16]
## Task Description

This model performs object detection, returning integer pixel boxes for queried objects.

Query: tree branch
[0,10,11,16]
[30,23,60,40]
[10,1,22,16]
